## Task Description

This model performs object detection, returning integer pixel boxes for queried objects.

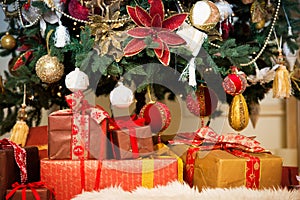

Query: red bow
[6,181,55,200]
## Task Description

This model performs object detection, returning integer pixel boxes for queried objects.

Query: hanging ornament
[139,86,171,135]
[215,1,233,22]
[186,85,218,117]
[248,101,260,128]
[10,84,29,147]
[250,0,267,29]
[35,30,64,84]
[177,22,207,86]
[110,79,134,108]
[222,66,247,95]
[272,32,291,99]
[54,21,70,48]
[223,66,249,131]
[1,32,16,50]
[68,0,89,21]
[21,1,42,25]
[65,68,89,92]
[228,93,249,132]
[190,1,220,33]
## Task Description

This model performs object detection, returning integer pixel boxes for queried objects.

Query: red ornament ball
[68,0,89,21]
[186,85,218,117]
[139,102,171,134]
[222,73,247,96]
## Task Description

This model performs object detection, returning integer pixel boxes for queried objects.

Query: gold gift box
[172,145,282,190]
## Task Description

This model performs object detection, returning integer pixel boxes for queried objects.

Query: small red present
[108,116,154,159]
[6,182,55,200]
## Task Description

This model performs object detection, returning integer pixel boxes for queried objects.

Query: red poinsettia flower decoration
[124,0,187,66]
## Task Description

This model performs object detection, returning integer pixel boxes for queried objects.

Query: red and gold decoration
[1,32,16,50]
[123,0,188,66]
[35,30,64,84]
[250,0,267,30]
[272,48,291,98]
[222,66,249,131]
[190,1,220,32]
[139,101,171,135]
[10,85,29,147]
[170,127,282,190]
[185,85,218,117]
[228,93,249,131]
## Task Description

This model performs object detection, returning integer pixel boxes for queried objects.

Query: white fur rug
[72,181,300,200]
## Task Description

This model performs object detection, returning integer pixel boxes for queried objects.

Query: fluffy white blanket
[72,181,300,200]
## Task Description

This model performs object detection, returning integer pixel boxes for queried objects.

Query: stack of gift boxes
[1,89,285,200]
[39,91,182,200]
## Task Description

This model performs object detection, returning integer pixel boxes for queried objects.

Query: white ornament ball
[65,68,89,92]
[110,82,134,108]
[190,1,220,32]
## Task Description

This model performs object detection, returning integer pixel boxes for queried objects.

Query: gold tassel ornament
[272,48,291,98]
[10,84,29,147]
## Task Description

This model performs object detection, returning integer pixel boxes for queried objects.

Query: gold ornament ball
[1,32,16,50]
[35,55,64,84]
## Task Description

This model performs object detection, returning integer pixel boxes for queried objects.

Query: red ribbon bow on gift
[5,181,55,200]
[109,115,145,158]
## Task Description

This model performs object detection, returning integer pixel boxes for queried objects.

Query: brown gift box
[25,126,48,159]
[48,109,108,160]
[172,145,282,190]
[109,124,154,159]
[0,146,40,199]
[6,188,54,200]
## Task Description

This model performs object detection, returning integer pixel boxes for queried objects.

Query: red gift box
[40,157,182,200]
[6,182,55,200]
[108,116,154,159]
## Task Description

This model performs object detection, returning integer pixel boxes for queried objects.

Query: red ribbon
[5,181,55,200]
[109,115,145,158]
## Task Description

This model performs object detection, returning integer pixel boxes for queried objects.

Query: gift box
[6,183,54,200]
[170,127,283,190]
[25,126,48,159]
[41,156,182,200]
[174,146,283,190]
[0,144,40,199]
[48,109,108,160]
[108,116,154,159]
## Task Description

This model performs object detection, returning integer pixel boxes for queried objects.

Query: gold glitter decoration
[35,55,64,84]
[228,94,249,131]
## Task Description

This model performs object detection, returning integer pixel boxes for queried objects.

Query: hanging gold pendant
[228,94,249,131]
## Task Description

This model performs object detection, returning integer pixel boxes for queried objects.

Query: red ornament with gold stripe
[222,66,247,95]
[139,101,171,134]
[186,84,218,117]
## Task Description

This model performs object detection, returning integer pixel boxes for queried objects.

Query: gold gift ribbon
[141,143,183,188]
[142,159,155,188]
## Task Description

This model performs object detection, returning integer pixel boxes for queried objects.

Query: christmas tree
[0,0,299,135]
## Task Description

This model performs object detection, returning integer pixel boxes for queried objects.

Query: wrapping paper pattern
[40,158,180,200]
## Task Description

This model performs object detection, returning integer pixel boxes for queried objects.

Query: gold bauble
[35,55,64,84]
[228,94,249,131]
[1,32,16,50]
